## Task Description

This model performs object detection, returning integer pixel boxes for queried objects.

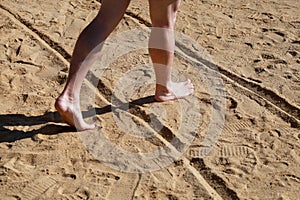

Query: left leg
[148,0,194,102]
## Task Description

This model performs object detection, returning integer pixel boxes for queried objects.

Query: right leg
[148,0,194,102]
[55,0,130,131]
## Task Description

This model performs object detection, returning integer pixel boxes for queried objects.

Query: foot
[55,97,95,131]
[154,79,194,102]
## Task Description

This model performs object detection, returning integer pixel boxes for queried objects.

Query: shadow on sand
[0,96,156,143]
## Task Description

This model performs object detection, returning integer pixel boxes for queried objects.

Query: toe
[77,123,96,131]
[185,79,191,85]
[191,88,195,93]
[86,123,96,130]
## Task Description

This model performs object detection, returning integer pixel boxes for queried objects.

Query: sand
[0,0,299,199]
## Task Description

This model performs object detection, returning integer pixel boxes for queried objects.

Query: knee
[151,14,177,29]
[150,0,180,29]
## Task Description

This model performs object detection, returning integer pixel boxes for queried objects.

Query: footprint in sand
[20,176,57,200]
[214,145,258,175]
[222,121,252,135]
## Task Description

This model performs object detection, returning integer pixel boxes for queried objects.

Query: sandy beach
[0,0,299,199]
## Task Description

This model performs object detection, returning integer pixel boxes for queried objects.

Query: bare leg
[148,0,194,102]
[55,0,130,131]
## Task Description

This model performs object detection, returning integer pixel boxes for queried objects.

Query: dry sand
[0,0,299,199]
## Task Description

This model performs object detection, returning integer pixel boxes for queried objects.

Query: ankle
[57,95,79,105]
[58,90,80,102]
[155,83,172,94]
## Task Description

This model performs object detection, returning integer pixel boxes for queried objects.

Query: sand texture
[0,0,299,199]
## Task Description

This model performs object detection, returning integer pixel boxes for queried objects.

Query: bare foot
[154,79,194,102]
[55,97,95,131]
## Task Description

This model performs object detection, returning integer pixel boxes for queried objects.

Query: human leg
[148,0,194,102]
[55,0,130,130]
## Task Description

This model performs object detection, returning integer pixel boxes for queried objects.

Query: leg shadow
[0,95,156,143]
